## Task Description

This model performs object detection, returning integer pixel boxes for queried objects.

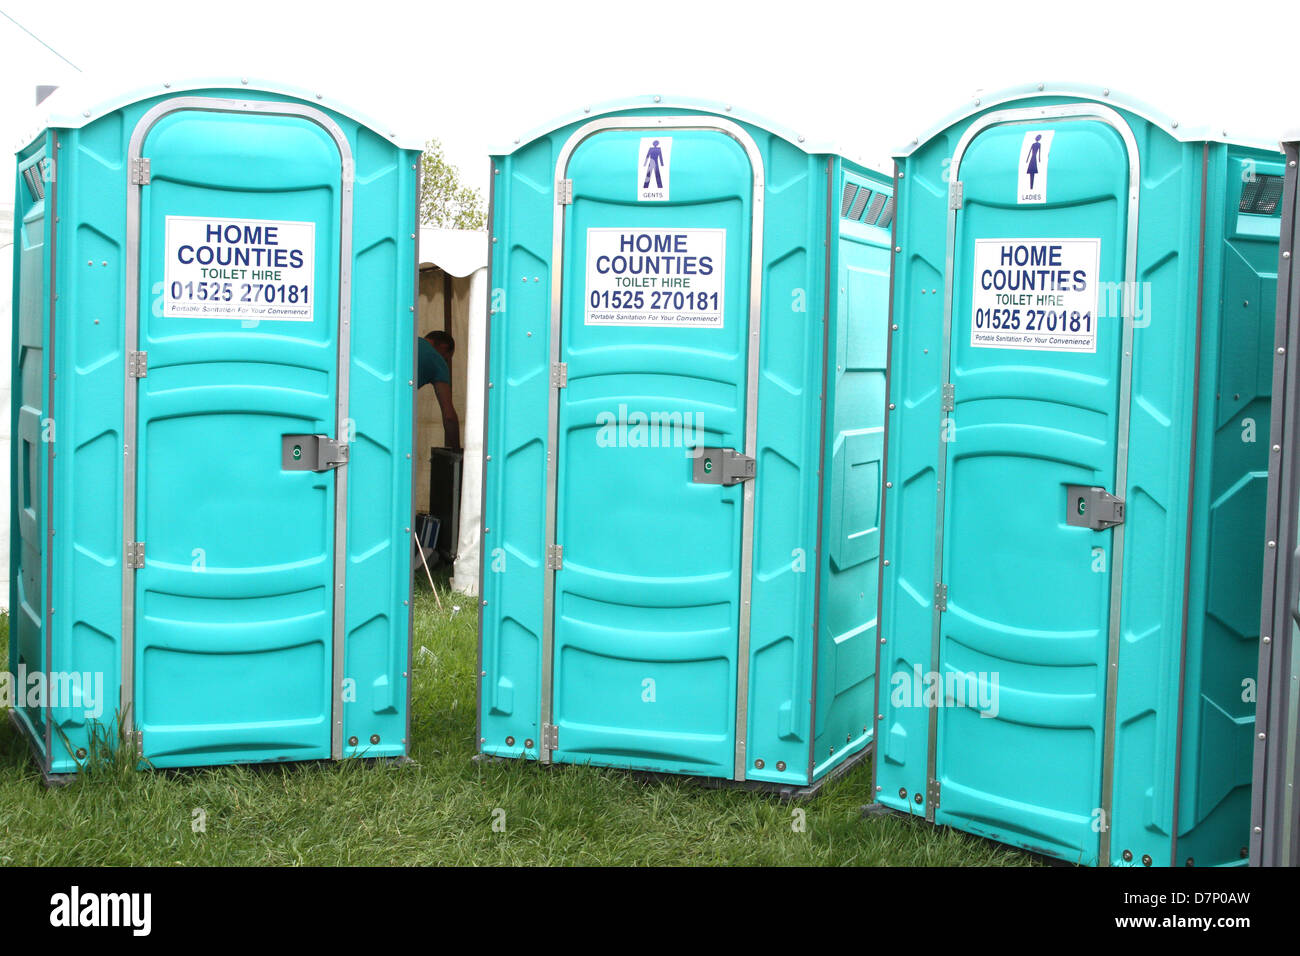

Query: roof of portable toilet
[494,93,890,177]
[895,81,1278,158]
[12,74,426,152]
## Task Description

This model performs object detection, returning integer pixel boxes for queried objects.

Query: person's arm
[433,381,461,451]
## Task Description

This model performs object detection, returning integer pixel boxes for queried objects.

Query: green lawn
[0,578,1035,866]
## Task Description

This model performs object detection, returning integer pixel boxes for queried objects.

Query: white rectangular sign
[1017,129,1054,204]
[163,216,316,322]
[584,228,725,328]
[970,238,1101,352]
[637,136,671,201]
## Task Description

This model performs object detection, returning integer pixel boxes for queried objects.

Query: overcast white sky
[3,0,1300,201]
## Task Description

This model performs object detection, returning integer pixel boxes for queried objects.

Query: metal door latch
[1066,485,1125,530]
[692,447,756,486]
[282,435,349,472]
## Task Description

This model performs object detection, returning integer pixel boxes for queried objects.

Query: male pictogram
[643,139,666,189]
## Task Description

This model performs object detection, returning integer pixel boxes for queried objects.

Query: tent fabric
[451,270,487,596]
[418,227,488,278]
[416,226,487,596]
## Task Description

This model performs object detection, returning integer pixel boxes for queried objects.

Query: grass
[0,575,1036,866]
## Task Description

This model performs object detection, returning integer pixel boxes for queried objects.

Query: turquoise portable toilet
[874,83,1282,864]
[9,78,420,779]
[478,96,892,791]
[1253,132,1300,866]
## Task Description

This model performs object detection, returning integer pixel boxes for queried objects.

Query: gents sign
[585,228,725,327]
[164,216,316,321]
[638,136,672,201]
[970,238,1101,352]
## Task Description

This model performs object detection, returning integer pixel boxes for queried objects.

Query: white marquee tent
[417,226,488,596]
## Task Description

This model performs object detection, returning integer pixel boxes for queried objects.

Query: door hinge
[128,350,148,378]
[927,778,941,808]
[934,582,948,612]
[542,722,559,750]
[942,383,955,412]
[133,730,144,759]
[949,180,963,209]
[556,179,573,205]
[546,544,563,570]
[1066,485,1126,531]
[551,362,568,387]
[130,157,151,186]
[126,541,145,569]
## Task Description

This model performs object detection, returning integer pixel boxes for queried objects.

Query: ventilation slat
[849,188,871,220]
[1239,178,1263,211]
[840,178,895,229]
[864,193,886,224]
[1241,174,1284,215]
[876,197,895,230]
[1255,176,1284,215]
[840,183,859,217]
[22,164,45,202]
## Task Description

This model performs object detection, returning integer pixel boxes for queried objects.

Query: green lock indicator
[293,445,302,461]
[703,457,713,474]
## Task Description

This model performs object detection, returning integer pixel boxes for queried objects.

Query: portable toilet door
[9,79,420,777]
[478,97,893,791]
[1253,134,1300,867]
[875,83,1282,865]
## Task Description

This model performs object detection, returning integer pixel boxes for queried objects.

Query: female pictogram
[1025,134,1044,190]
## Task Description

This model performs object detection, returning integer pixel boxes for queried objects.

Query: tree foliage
[418,138,487,231]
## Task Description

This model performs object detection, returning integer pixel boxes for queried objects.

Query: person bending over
[418,330,460,452]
